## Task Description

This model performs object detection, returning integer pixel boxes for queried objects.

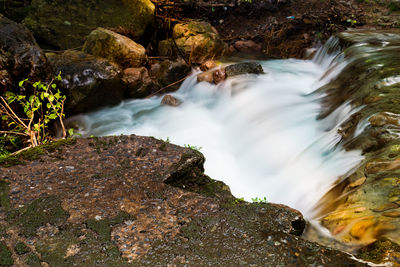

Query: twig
[146,75,190,98]
[0,131,29,136]
[0,97,28,128]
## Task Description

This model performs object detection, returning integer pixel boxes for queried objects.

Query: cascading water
[70,38,364,218]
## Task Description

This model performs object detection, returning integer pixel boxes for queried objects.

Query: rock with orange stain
[350,220,375,239]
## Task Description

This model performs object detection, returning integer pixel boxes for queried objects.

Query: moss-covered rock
[83,28,147,68]
[159,21,227,64]
[23,0,155,49]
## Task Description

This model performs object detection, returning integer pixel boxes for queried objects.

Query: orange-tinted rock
[200,60,218,71]
[369,112,400,127]
[350,220,375,239]
[382,210,400,218]
[213,68,226,84]
[161,95,181,107]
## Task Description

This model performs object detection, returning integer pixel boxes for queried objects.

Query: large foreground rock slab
[22,0,155,49]
[0,136,365,266]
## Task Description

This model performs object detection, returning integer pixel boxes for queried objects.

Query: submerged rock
[47,50,124,115]
[314,31,400,263]
[0,14,50,92]
[22,0,155,49]
[161,94,181,107]
[0,136,366,266]
[83,28,147,68]
[159,21,227,64]
[225,62,264,77]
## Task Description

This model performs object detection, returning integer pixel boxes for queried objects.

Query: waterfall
[70,37,364,218]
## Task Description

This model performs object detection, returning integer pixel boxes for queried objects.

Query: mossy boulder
[83,28,147,68]
[47,50,125,115]
[159,21,227,64]
[22,0,155,49]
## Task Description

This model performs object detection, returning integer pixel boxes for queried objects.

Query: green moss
[26,254,41,266]
[14,242,30,255]
[36,226,129,266]
[11,196,69,237]
[0,242,13,266]
[0,180,10,211]
[0,138,76,167]
[86,212,134,241]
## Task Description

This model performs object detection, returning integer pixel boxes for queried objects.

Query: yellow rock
[348,177,367,188]
[382,210,400,218]
[373,203,398,212]
[350,220,375,239]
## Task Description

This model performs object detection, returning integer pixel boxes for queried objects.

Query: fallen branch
[146,75,190,98]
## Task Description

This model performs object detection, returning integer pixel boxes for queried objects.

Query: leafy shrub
[0,73,68,149]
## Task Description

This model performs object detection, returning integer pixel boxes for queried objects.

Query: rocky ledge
[0,136,366,266]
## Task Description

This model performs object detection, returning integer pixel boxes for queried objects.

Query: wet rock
[0,14,51,92]
[373,203,399,212]
[22,0,155,49]
[200,60,218,71]
[197,71,214,83]
[161,95,181,107]
[160,21,227,64]
[369,112,400,127]
[156,60,191,91]
[83,28,147,68]
[350,219,375,239]
[197,68,226,84]
[122,67,155,98]
[47,50,124,115]
[382,210,400,218]
[225,62,264,77]
[213,68,227,84]
[234,40,263,54]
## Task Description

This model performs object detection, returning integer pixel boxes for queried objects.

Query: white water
[71,41,363,218]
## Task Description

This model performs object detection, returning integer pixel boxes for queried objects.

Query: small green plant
[184,144,202,151]
[251,197,268,203]
[233,197,245,204]
[0,73,68,148]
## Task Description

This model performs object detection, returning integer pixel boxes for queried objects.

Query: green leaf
[68,128,74,136]
[48,113,57,120]
[46,103,51,109]
[18,79,28,87]
[33,81,40,88]
[51,83,56,89]
[48,95,54,102]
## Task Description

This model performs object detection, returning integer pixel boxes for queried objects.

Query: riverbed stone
[83,28,147,68]
[47,50,124,115]
[0,136,366,266]
[225,62,264,77]
[22,0,155,49]
[161,95,181,107]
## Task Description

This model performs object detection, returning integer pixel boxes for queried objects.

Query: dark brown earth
[154,0,366,58]
[0,136,367,266]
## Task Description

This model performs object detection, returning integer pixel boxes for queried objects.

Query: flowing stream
[72,38,364,218]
